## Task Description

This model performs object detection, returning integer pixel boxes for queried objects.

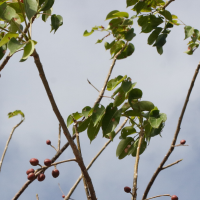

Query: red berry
[26,168,35,175]
[124,186,131,193]
[171,195,178,200]
[44,159,52,167]
[37,173,45,182]
[30,158,39,166]
[46,140,51,145]
[180,139,186,145]
[52,169,60,178]
[27,172,35,180]
[62,195,65,198]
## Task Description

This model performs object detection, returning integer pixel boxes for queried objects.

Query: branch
[144,194,171,200]
[142,62,200,199]
[0,54,12,72]
[161,159,183,170]
[0,119,24,172]
[93,43,128,107]
[32,49,97,200]
[163,0,175,10]
[65,118,128,200]
[58,123,61,151]
[12,134,76,200]
[36,194,39,200]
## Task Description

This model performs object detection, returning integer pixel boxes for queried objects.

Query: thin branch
[144,194,171,200]
[142,62,200,200]
[0,26,9,32]
[87,79,100,92]
[50,144,58,152]
[162,0,175,10]
[0,54,12,72]
[12,134,76,200]
[58,123,61,151]
[36,194,39,200]
[161,159,183,170]
[0,119,24,172]
[65,118,128,200]
[51,159,76,166]
[58,183,65,196]
[93,42,128,107]
[32,49,97,200]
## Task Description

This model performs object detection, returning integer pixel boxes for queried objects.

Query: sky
[1,0,200,200]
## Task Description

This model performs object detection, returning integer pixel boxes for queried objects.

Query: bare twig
[51,159,76,166]
[142,62,200,199]
[50,144,58,152]
[36,194,39,200]
[87,79,100,92]
[58,183,65,196]
[0,54,12,72]
[161,159,183,170]
[32,49,97,200]
[163,0,175,9]
[65,118,128,200]
[93,42,128,107]
[58,123,61,150]
[0,119,24,172]
[144,194,171,200]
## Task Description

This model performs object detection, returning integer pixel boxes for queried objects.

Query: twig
[58,123,61,150]
[74,123,90,200]
[32,49,97,200]
[12,134,76,200]
[161,159,183,170]
[50,158,76,166]
[93,42,128,107]
[142,62,200,199]
[65,118,128,200]
[162,0,175,10]
[144,194,171,200]
[87,79,100,92]
[0,54,12,72]
[172,144,189,147]
[50,144,58,152]
[0,119,24,172]
[58,183,65,196]
[0,26,9,32]
[36,194,39,200]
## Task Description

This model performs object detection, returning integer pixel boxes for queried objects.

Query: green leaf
[110,40,125,56]
[83,29,94,37]
[42,8,52,22]
[8,2,25,14]
[87,119,101,142]
[130,138,147,157]
[159,10,172,21]
[128,88,143,102]
[149,15,163,28]
[21,40,35,60]
[107,75,127,91]
[51,14,63,33]
[72,112,83,120]
[138,15,149,27]
[82,106,92,118]
[192,29,200,42]
[113,90,125,107]
[121,102,131,112]
[102,103,122,137]
[0,2,17,21]
[125,28,136,41]
[40,0,54,11]
[0,33,19,48]
[92,104,105,126]
[126,0,138,7]
[105,10,119,20]
[24,0,38,21]
[125,82,137,99]
[95,39,102,44]
[0,44,6,60]
[153,34,167,47]
[75,117,91,133]
[121,126,136,139]
[67,115,73,127]
[113,12,129,18]
[8,38,24,56]
[105,131,116,141]
[124,110,141,117]
[133,1,146,14]
[139,101,154,111]
[116,43,135,59]
[184,26,194,40]
[121,79,132,93]
[148,27,162,45]
[116,137,134,158]
[156,46,163,55]
[149,108,167,128]
[121,19,133,26]
[8,110,25,118]
[104,40,115,50]
[150,122,165,137]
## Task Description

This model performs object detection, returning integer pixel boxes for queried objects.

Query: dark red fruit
[37,173,45,182]
[180,139,186,145]
[26,168,35,175]
[46,140,51,145]
[27,172,35,180]
[62,195,65,198]
[52,169,60,178]
[171,195,178,200]
[30,158,39,166]
[44,159,52,167]
[124,186,131,193]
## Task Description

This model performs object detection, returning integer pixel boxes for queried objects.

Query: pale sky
[1,0,200,200]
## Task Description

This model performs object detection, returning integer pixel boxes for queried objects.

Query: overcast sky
[1,0,200,200]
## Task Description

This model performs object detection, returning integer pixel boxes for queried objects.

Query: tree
[0,0,200,200]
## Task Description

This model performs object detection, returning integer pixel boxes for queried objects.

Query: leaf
[159,10,172,21]
[105,131,116,141]
[126,0,138,7]
[124,110,141,117]
[104,40,115,50]
[116,43,135,59]
[191,29,200,42]
[113,90,125,107]
[8,110,25,118]
[110,40,125,56]
[40,0,54,11]
[0,33,19,48]
[96,39,102,44]
[149,15,163,28]
[0,2,17,21]
[21,40,35,60]
[72,112,83,120]
[130,138,147,157]
[149,108,167,128]
[139,101,154,111]
[67,115,73,127]
[83,29,94,37]
[184,26,194,40]
[133,1,146,14]
[121,126,136,139]
[105,10,119,20]
[148,27,162,45]
[150,122,165,137]
[121,102,131,112]
[102,103,122,137]
[75,117,91,133]
[107,75,127,91]
[51,14,63,33]
[8,38,24,56]
[113,12,129,18]
[87,118,101,142]
[82,106,92,118]
[125,28,136,41]
[121,19,133,26]
[42,8,52,22]
[116,137,134,158]
[153,34,167,47]
[125,82,137,99]
[156,46,163,55]
[121,79,132,93]
[24,0,38,21]
[92,104,105,126]
[0,44,6,60]
[138,15,149,27]
[128,88,143,102]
